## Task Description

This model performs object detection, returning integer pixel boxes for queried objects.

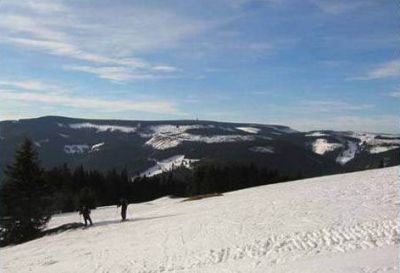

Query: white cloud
[388,91,400,98]
[2,0,67,14]
[7,37,149,68]
[311,0,374,14]
[294,100,373,113]
[0,89,179,114]
[283,115,399,134]
[0,112,35,121]
[0,1,217,81]
[352,60,400,80]
[152,66,178,73]
[0,14,69,41]
[63,65,177,82]
[0,80,57,92]
[227,0,283,8]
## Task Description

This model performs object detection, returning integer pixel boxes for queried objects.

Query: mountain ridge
[1,116,399,180]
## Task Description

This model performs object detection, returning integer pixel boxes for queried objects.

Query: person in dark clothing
[79,205,93,226]
[117,198,128,221]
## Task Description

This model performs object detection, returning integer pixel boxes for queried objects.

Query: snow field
[1,167,399,273]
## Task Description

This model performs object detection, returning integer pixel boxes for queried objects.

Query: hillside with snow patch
[1,167,398,273]
[1,116,399,180]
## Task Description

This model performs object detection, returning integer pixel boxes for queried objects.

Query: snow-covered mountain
[1,167,398,272]
[0,116,399,180]
[302,131,400,167]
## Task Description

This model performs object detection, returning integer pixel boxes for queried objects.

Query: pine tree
[0,138,52,245]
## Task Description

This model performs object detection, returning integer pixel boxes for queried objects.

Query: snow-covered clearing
[309,132,400,158]
[63,143,105,154]
[350,132,400,146]
[236,127,260,134]
[139,155,198,177]
[306,132,328,137]
[349,132,400,154]
[91,142,104,151]
[69,123,137,133]
[369,146,399,154]
[145,133,255,150]
[142,124,257,150]
[336,141,358,165]
[1,167,399,273]
[63,144,90,154]
[312,138,343,155]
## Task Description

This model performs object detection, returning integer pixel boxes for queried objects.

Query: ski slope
[1,167,399,273]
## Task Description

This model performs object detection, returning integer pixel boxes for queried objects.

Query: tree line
[0,139,301,245]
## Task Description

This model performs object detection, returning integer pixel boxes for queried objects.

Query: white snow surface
[249,146,274,153]
[69,123,137,133]
[1,167,399,273]
[63,144,89,154]
[312,138,343,155]
[236,127,260,134]
[140,155,198,177]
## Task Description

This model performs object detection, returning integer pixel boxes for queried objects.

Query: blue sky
[0,0,399,133]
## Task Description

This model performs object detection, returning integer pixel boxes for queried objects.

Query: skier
[79,205,93,227]
[117,198,129,221]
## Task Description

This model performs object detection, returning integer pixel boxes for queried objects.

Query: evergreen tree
[78,187,96,209]
[0,139,52,245]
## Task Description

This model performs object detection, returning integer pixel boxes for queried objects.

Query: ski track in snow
[1,167,399,273]
[133,219,398,273]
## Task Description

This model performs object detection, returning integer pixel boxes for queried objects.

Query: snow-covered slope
[307,131,400,165]
[68,122,137,133]
[143,124,256,150]
[139,155,198,177]
[1,167,398,273]
[312,138,343,155]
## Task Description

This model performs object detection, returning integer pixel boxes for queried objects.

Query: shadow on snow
[45,214,178,235]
